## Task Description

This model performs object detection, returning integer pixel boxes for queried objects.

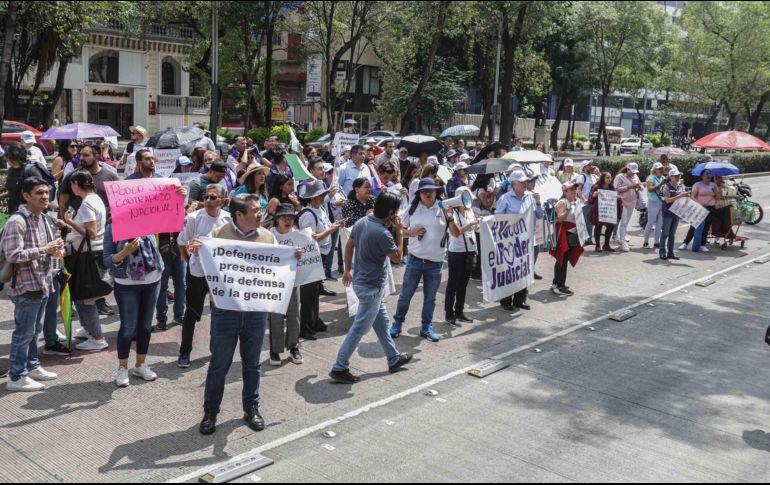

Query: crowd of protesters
[0,128,742,435]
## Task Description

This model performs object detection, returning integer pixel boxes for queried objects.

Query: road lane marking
[168,250,770,483]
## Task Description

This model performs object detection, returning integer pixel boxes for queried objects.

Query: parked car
[363,130,398,141]
[620,137,653,155]
[306,133,332,149]
[1,121,55,155]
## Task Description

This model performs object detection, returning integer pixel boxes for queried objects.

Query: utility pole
[209,1,219,137]
[491,17,503,143]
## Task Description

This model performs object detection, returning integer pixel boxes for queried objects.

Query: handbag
[64,236,113,301]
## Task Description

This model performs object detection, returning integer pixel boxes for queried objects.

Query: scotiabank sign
[92,89,130,98]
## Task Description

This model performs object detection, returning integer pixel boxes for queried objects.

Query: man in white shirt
[175,184,231,368]
[120,126,148,170]
[20,131,46,166]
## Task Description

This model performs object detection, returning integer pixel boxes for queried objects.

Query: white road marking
[168,250,770,483]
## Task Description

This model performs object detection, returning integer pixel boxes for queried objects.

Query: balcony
[92,21,195,43]
[158,95,210,115]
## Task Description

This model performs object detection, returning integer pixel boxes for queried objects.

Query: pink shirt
[613,173,640,209]
[693,181,717,207]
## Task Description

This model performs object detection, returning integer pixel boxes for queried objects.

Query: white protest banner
[388,183,409,212]
[198,238,297,314]
[575,200,590,246]
[154,148,181,177]
[273,228,326,287]
[670,197,709,228]
[598,189,618,224]
[340,227,396,317]
[124,153,137,177]
[332,132,360,157]
[479,209,535,303]
[171,172,198,190]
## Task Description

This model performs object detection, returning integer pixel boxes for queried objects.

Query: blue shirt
[350,215,397,288]
[496,190,545,220]
[338,161,372,196]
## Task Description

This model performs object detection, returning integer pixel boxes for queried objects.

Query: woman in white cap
[391,178,461,342]
[643,162,667,249]
[557,159,576,184]
[549,182,585,295]
[445,161,470,198]
[660,167,689,260]
[444,187,479,326]
[613,162,643,252]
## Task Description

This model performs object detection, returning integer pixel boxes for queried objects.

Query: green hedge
[246,125,293,147]
[304,126,327,143]
[588,152,770,186]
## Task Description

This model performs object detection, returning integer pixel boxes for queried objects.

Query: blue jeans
[660,215,680,257]
[393,255,443,332]
[156,258,187,322]
[332,285,400,372]
[644,199,664,246]
[9,293,49,381]
[74,300,102,338]
[43,275,61,346]
[324,230,339,277]
[204,308,267,413]
[114,281,161,360]
[582,203,594,241]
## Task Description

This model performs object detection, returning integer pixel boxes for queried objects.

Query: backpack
[23,163,57,200]
[298,208,319,230]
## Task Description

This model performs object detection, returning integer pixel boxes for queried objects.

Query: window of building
[89,50,119,84]
[362,66,380,96]
[161,57,181,95]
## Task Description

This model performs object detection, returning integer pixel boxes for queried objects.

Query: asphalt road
[0,177,769,483]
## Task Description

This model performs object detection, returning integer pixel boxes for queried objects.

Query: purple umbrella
[40,122,121,140]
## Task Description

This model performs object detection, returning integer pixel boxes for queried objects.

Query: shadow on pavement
[742,430,770,453]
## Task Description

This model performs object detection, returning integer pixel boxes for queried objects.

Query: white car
[620,138,653,154]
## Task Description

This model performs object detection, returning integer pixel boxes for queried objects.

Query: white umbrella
[441,125,480,138]
[502,150,552,163]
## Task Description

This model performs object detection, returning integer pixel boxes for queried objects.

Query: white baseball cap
[668,167,681,177]
[459,153,471,162]
[627,162,640,174]
[652,162,664,171]
[427,155,439,165]
[564,158,574,168]
[20,131,36,144]
[508,170,528,183]
[453,162,469,172]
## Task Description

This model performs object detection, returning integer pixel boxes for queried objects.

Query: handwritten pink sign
[105,178,184,241]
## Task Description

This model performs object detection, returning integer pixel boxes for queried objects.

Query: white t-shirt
[115,270,162,287]
[27,146,47,166]
[580,173,599,201]
[448,209,477,253]
[299,206,333,255]
[177,209,232,277]
[66,194,106,253]
[401,203,447,262]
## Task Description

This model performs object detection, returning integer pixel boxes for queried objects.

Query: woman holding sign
[445,187,479,326]
[390,178,461,343]
[103,230,165,388]
[550,182,584,295]
[589,172,617,253]
[660,167,689,261]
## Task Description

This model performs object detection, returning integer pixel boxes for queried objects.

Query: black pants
[300,281,323,335]
[594,224,614,247]
[471,231,482,278]
[445,251,474,317]
[501,289,528,307]
[553,247,576,289]
[180,272,209,356]
[684,206,716,245]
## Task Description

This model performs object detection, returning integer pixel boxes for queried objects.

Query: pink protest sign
[105,178,184,241]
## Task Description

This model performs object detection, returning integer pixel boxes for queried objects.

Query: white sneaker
[679,243,688,251]
[116,367,130,387]
[700,246,710,253]
[7,376,45,392]
[74,327,90,340]
[625,237,630,243]
[621,244,630,252]
[56,329,66,342]
[131,364,157,382]
[75,337,108,352]
[28,367,57,381]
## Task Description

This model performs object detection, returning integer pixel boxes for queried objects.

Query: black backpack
[23,163,57,200]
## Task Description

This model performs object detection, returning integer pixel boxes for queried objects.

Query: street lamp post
[491,17,503,143]
[209,2,219,137]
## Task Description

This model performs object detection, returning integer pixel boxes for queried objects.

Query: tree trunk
[0,1,18,141]
[599,90,609,156]
[746,92,770,135]
[498,3,528,147]
[41,56,68,127]
[264,3,276,128]
[550,94,567,150]
[399,1,450,135]
[703,101,722,132]
[24,74,42,125]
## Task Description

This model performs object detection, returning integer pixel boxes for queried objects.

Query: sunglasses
[203,195,220,201]
[68,144,78,148]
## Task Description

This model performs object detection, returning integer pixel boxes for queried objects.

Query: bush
[572,134,589,142]
[646,133,672,148]
[590,154,711,185]
[217,128,236,145]
[731,152,770,174]
[247,128,272,147]
[304,126,327,143]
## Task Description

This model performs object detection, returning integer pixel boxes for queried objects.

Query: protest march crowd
[0,126,737,436]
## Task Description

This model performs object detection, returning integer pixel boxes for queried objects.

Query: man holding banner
[493,171,543,312]
[198,194,301,436]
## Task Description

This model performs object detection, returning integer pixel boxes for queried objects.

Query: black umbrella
[398,135,443,156]
[145,127,206,150]
[466,158,511,175]
[472,142,504,164]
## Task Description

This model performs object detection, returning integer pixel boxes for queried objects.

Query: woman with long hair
[52,139,78,182]
[233,164,270,210]
[589,172,617,252]
[341,178,374,228]
[267,173,301,216]
[680,169,717,252]
[190,147,207,173]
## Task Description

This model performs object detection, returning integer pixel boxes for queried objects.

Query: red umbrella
[692,131,770,151]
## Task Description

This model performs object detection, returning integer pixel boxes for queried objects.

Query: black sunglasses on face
[203,195,220,201]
